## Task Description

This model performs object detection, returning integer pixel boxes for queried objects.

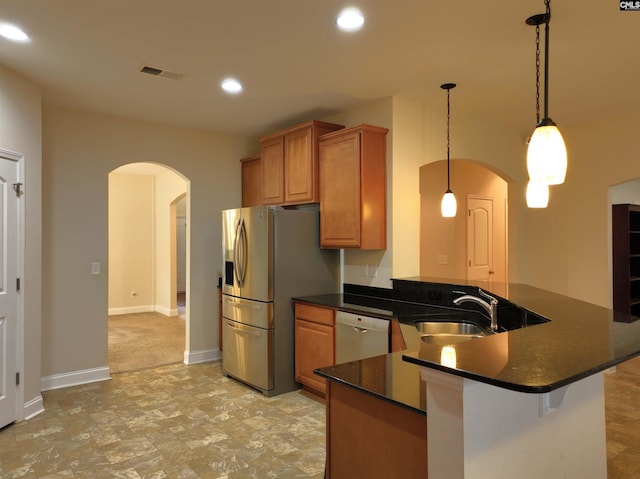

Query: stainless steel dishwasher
[335,311,390,363]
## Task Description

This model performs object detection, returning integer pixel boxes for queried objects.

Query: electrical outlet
[91,262,101,275]
[360,264,368,277]
[437,255,448,265]
[370,265,378,277]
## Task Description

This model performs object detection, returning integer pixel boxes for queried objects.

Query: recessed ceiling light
[0,23,29,43]
[221,78,242,94]
[336,7,365,32]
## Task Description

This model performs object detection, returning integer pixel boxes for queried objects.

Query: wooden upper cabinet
[240,155,262,207]
[259,120,344,206]
[319,124,388,249]
[260,136,285,205]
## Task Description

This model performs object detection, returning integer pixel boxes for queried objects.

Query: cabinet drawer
[295,302,334,326]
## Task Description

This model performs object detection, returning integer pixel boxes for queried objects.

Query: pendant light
[526,179,549,208]
[526,0,567,188]
[441,83,457,218]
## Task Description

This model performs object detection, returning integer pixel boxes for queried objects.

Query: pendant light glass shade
[441,189,457,217]
[526,179,549,208]
[527,119,567,185]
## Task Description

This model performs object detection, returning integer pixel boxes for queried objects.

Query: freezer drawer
[222,319,273,392]
[222,295,273,329]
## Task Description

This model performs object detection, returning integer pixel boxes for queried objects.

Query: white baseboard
[155,305,178,317]
[41,366,111,392]
[108,305,154,316]
[23,395,44,420]
[184,348,221,364]
[108,305,179,317]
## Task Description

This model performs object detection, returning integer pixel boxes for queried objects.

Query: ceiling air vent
[139,65,182,80]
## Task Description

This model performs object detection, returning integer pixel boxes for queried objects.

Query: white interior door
[467,196,494,281]
[0,154,19,428]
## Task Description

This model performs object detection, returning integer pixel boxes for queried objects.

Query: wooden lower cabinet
[326,380,428,479]
[294,303,334,395]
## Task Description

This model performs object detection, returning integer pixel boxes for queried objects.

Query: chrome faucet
[453,289,499,331]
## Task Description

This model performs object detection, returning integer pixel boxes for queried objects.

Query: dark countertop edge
[297,284,640,399]
[293,295,396,319]
[314,367,426,416]
[402,352,640,394]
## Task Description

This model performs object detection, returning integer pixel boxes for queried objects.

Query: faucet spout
[453,289,499,331]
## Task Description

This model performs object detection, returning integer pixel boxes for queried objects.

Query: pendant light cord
[533,0,552,124]
[543,0,551,119]
[535,23,540,123]
[446,87,451,190]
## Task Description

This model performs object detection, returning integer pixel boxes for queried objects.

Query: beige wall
[154,170,187,315]
[325,95,525,291]
[108,169,187,316]
[324,97,394,287]
[0,64,42,415]
[419,160,508,282]
[394,95,640,308]
[42,105,250,377]
[108,173,154,312]
[516,112,640,308]
[8,64,640,399]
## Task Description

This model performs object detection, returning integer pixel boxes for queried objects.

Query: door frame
[0,147,25,422]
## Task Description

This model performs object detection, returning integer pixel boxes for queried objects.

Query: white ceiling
[0,0,638,137]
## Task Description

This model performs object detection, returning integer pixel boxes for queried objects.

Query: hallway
[108,312,185,373]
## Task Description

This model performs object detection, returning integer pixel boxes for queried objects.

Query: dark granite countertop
[303,278,640,412]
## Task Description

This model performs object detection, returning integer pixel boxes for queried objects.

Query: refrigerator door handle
[226,298,261,310]
[238,218,248,286]
[233,218,244,286]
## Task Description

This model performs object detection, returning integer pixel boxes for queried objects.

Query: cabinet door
[319,132,361,248]
[261,136,284,205]
[241,156,262,207]
[295,318,334,394]
[284,126,315,204]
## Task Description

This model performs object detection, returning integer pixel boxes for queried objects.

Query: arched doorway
[419,159,509,284]
[107,162,189,373]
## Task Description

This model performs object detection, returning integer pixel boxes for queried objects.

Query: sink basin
[415,320,492,345]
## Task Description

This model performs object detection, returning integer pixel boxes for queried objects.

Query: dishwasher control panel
[335,311,390,332]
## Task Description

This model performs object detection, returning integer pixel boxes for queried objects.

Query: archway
[419,159,509,284]
[107,162,189,373]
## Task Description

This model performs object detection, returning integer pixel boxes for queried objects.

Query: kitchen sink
[414,320,493,345]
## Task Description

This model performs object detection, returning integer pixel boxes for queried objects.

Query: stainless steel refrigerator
[221,205,338,396]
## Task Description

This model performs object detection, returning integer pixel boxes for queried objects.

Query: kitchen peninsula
[299,278,640,479]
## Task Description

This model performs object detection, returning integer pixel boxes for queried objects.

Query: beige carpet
[108,311,185,373]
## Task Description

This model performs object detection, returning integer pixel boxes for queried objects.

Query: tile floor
[2,357,640,478]
[0,362,325,479]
